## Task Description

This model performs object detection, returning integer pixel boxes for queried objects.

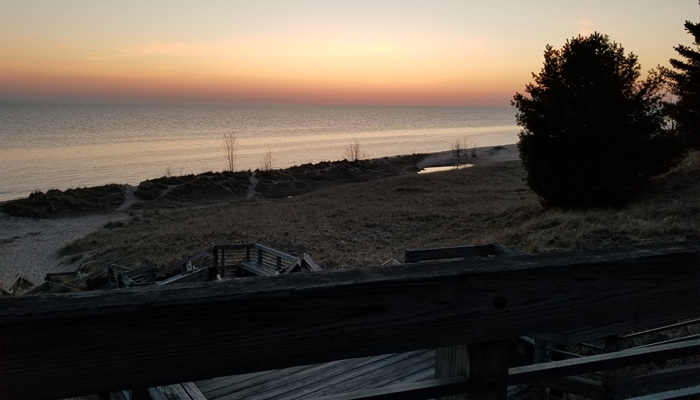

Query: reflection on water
[418,164,474,174]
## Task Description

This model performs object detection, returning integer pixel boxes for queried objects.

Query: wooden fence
[2,241,700,399]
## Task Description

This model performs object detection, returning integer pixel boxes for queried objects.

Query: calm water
[0,102,519,201]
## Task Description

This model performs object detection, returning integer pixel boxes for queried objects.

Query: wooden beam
[402,244,500,263]
[607,363,700,399]
[508,339,700,385]
[333,340,700,400]
[238,261,279,276]
[254,243,298,262]
[2,242,700,399]
[626,385,700,400]
[540,376,605,399]
[156,267,217,285]
[319,377,471,400]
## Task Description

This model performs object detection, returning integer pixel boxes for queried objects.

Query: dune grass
[58,151,700,275]
[1,184,125,218]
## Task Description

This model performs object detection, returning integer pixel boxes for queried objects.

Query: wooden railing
[2,241,700,399]
[212,243,300,276]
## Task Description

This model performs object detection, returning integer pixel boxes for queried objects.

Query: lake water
[0,102,519,201]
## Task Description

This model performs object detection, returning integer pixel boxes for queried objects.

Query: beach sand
[0,212,129,287]
[0,145,519,291]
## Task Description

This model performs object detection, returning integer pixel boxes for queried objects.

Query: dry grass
[60,152,700,274]
[1,184,125,218]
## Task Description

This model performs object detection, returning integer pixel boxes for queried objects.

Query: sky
[1,0,698,107]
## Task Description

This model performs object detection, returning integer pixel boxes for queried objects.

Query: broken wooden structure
[0,275,34,296]
[112,243,321,289]
[3,242,700,399]
[212,243,321,277]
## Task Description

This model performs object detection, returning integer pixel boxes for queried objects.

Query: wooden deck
[195,350,435,399]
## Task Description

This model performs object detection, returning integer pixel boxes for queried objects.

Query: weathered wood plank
[491,245,522,256]
[508,338,700,385]
[540,376,605,399]
[227,359,349,399]
[156,267,216,286]
[159,250,212,279]
[254,243,298,262]
[280,258,301,274]
[607,363,700,399]
[109,391,131,400]
[402,244,500,263]
[303,253,324,271]
[197,366,310,396]
[309,351,433,398]
[322,339,700,400]
[2,242,700,399]
[533,314,693,345]
[342,352,433,392]
[316,377,472,400]
[238,261,280,276]
[626,385,700,400]
[148,382,206,400]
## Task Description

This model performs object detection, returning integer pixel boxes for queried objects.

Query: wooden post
[436,344,470,400]
[601,335,621,399]
[531,338,551,400]
[436,340,510,400]
[221,248,226,276]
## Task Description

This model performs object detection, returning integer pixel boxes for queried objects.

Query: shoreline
[0,144,520,290]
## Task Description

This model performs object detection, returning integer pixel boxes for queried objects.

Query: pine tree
[662,19,700,149]
[513,33,684,208]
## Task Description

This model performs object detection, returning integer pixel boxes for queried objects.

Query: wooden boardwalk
[6,242,700,400]
[195,350,435,399]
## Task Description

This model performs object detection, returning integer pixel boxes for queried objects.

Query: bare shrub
[451,139,463,158]
[452,136,473,158]
[260,148,274,171]
[344,138,366,161]
[223,132,238,172]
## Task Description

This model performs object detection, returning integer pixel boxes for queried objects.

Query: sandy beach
[0,212,129,287]
[0,145,519,291]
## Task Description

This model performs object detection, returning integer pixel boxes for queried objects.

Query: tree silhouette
[513,33,684,208]
[223,132,238,172]
[662,17,700,149]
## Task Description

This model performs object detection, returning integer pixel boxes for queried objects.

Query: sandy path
[247,171,259,199]
[0,186,136,289]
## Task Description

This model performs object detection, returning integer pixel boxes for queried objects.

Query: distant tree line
[513,8,700,208]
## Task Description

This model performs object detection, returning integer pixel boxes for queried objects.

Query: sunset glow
[2,1,698,106]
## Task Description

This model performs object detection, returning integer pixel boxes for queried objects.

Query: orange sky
[1,1,698,106]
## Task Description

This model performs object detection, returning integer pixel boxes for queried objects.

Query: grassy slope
[1,184,125,218]
[60,153,700,274]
